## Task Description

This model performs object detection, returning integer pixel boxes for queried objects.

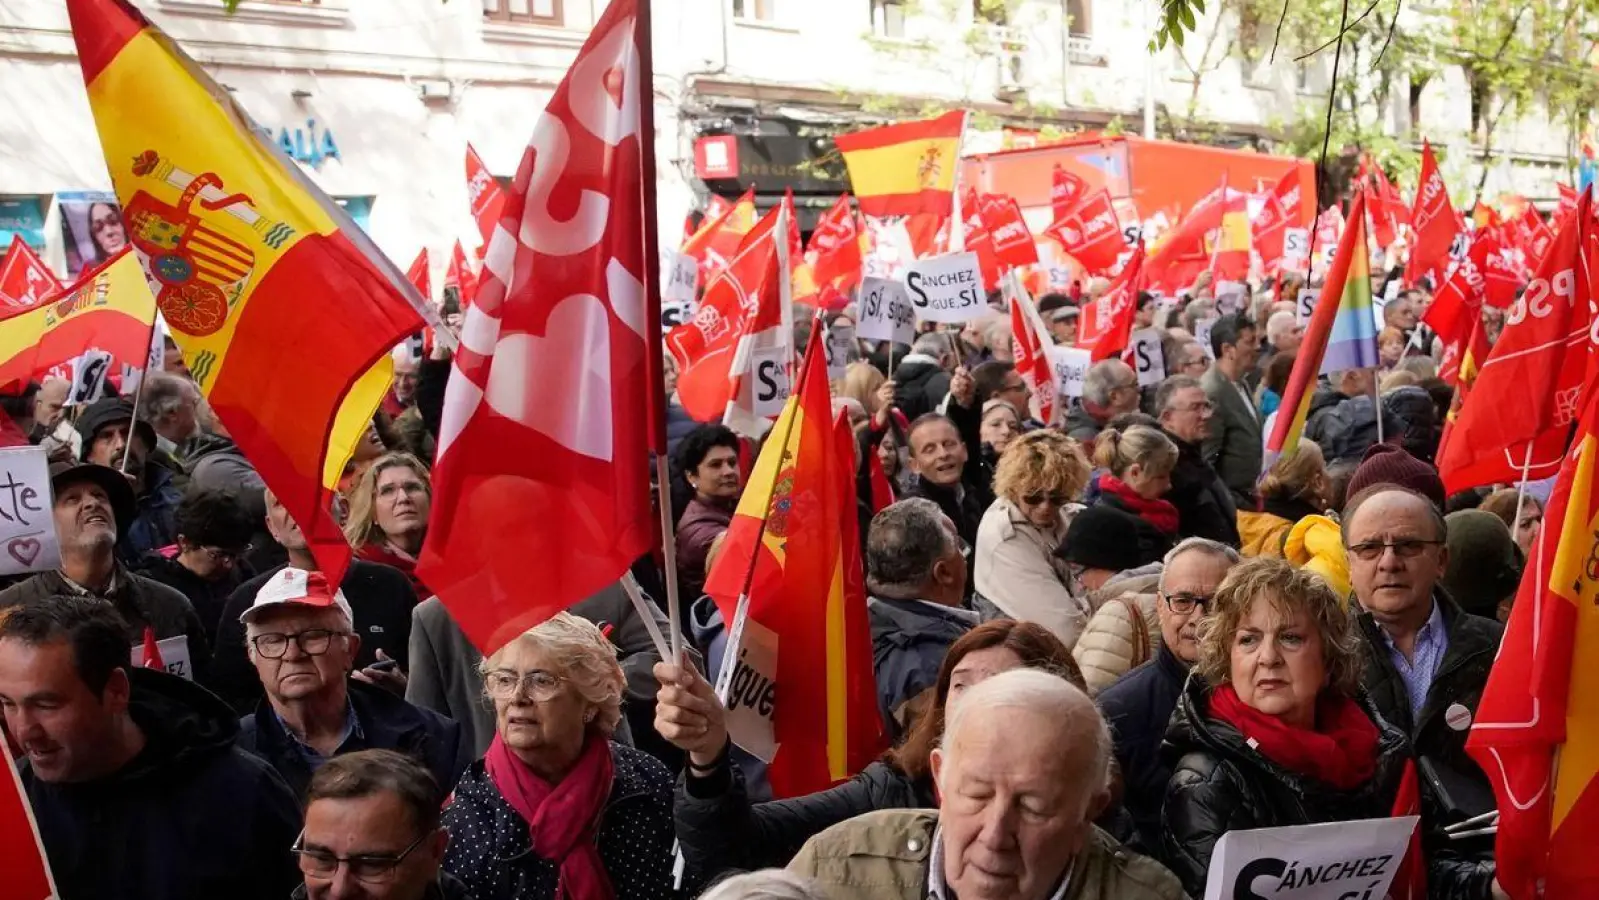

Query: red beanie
[1345,443,1446,510]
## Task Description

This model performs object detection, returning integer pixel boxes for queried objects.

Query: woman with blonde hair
[1091,425,1181,548]
[344,451,433,596]
[1159,558,1408,897]
[836,361,886,416]
[973,430,1094,645]
[1237,439,1330,558]
[443,613,676,900]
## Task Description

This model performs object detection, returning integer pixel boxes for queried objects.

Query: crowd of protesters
[0,267,1527,900]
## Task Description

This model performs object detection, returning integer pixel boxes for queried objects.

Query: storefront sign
[0,197,46,249]
[255,118,342,167]
[695,135,739,179]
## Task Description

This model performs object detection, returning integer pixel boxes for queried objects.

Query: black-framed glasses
[250,629,347,659]
[1347,538,1445,563]
[201,545,251,564]
[483,669,566,702]
[1022,491,1072,507]
[1162,592,1214,615]
[292,830,430,884]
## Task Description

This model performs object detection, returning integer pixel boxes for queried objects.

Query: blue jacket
[867,596,976,739]
[239,678,465,802]
[120,461,182,564]
[1097,639,1190,852]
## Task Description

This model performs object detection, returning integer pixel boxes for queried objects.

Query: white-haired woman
[700,870,826,900]
[442,613,676,900]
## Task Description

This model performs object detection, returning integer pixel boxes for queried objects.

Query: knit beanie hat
[1057,504,1165,572]
[1344,443,1446,511]
[1443,510,1523,620]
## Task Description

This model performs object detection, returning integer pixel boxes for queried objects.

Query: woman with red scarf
[441,613,676,900]
[1091,424,1181,560]
[344,452,433,597]
[1158,558,1409,898]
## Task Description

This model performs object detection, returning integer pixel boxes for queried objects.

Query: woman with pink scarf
[442,613,677,900]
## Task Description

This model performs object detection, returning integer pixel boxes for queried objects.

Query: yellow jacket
[1282,514,1351,608]
[1236,510,1293,558]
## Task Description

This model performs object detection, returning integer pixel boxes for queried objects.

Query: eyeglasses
[1022,491,1072,507]
[1002,381,1028,393]
[1162,592,1214,615]
[1171,400,1213,413]
[1347,538,1445,562]
[250,629,348,659]
[293,830,430,884]
[201,545,251,564]
[484,668,566,702]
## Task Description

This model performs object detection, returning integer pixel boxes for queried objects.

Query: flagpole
[1513,442,1535,530]
[1371,370,1384,445]
[120,315,162,475]
[633,0,687,663]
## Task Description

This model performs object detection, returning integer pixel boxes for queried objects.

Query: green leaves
[1150,0,1207,51]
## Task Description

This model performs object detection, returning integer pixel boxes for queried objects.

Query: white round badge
[1445,703,1473,732]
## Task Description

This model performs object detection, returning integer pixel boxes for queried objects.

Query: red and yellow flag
[682,188,757,277]
[0,251,155,391]
[834,111,966,219]
[69,0,427,583]
[702,325,884,798]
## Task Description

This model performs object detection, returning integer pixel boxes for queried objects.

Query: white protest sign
[857,277,916,345]
[1203,816,1417,900]
[863,218,915,280]
[1195,316,1219,359]
[713,605,779,763]
[1295,289,1320,324]
[825,323,855,380]
[1282,227,1311,264]
[130,635,194,682]
[66,349,113,408]
[904,252,986,324]
[661,251,698,332]
[750,345,791,418]
[0,446,61,577]
[1215,281,1249,315]
[1050,345,1093,398]
[1129,328,1166,387]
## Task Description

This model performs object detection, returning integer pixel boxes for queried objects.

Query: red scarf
[1099,475,1180,535]
[357,541,432,597]
[1208,683,1380,790]
[484,732,616,900]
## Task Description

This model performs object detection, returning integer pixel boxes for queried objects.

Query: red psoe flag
[1251,192,1291,274]
[464,143,508,252]
[962,189,1001,291]
[1045,189,1123,275]
[1424,228,1495,344]
[1052,163,1088,220]
[419,0,655,654]
[1006,276,1058,425]
[406,249,430,303]
[1405,140,1462,287]
[809,194,863,293]
[0,237,62,312]
[978,193,1038,271]
[444,240,479,308]
[1077,242,1146,360]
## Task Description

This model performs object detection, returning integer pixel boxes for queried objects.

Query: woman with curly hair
[1158,558,1408,897]
[344,451,433,596]
[973,429,1094,646]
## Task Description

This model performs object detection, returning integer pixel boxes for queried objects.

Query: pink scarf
[484,732,616,900]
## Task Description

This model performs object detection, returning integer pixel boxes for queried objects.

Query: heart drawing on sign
[8,537,41,567]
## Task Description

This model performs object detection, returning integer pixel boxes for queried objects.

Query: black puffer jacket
[1158,677,1410,898]
[890,355,952,421]
[1358,591,1502,900]
[1303,388,1404,465]
[675,751,934,883]
[1163,430,1241,546]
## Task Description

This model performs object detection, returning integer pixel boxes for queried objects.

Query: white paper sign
[863,218,915,280]
[67,349,114,408]
[1050,345,1093,398]
[750,345,791,418]
[857,276,916,345]
[1203,817,1418,900]
[1195,316,1219,359]
[1282,227,1311,263]
[714,607,779,763]
[825,323,854,381]
[0,446,61,576]
[904,252,986,324]
[661,251,698,332]
[1295,288,1320,324]
[130,635,193,681]
[1215,281,1248,315]
[1129,328,1166,387]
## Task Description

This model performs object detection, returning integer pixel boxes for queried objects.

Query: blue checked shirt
[1382,600,1449,717]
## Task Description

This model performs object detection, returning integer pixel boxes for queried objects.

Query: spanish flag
[702,325,884,798]
[68,0,427,583]
[0,251,155,390]
[833,111,966,219]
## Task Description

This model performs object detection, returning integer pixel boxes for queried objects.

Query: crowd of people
[0,268,1532,900]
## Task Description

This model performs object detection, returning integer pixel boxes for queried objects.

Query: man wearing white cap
[237,568,466,801]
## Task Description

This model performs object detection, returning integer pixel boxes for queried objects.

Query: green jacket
[788,808,1189,900]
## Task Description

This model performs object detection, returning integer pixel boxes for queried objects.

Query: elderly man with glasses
[293,749,473,900]
[1097,537,1239,851]
[239,568,466,802]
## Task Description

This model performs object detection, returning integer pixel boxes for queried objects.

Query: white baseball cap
[239,568,354,625]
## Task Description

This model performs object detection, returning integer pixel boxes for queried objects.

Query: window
[483,0,562,25]
[733,0,777,21]
[871,0,906,37]
[1065,0,1090,37]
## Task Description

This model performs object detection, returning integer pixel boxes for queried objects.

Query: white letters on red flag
[808,194,863,292]
[978,193,1038,270]
[1046,189,1123,275]
[1405,141,1461,287]
[1251,192,1291,273]
[667,206,791,433]
[1004,273,1058,424]
[419,0,655,654]
[961,189,1002,291]
[1077,242,1145,361]
[1052,163,1088,221]
[0,237,62,312]
[1423,229,1493,344]
[464,143,508,251]
[405,249,430,302]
